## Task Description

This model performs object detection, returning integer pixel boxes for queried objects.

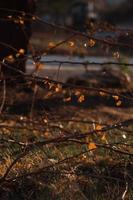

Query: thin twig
[0,80,6,114]
[122,182,128,200]
[30,84,38,119]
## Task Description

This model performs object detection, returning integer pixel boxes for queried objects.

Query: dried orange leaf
[88,39,96,47]
[55,87,60,92]
[113,51,120,59]
[75,90,81,96]
[20,19,24,25]
[68,41,74,47]
[43,119,48,123]
[116,100,122,106]
[78,95,85,103]
[32,16,36,21]
[19,48,25,54]
[95,124,102,131]
[63,97,71,102]
[48,82,54,90]
[88,142,97,150]
[48,42,55,48]
[112,95,119,101]
[101,134,108,143]
[5,55,15,63]
[99,91,106,96]
[7,15,12,19]
[55,84,62,92]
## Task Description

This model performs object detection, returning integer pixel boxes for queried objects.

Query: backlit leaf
[95,124,102,131]
[68,41,74,47]
[88,39,96,47]
[101,134,108,144]
[19,48,25,55]
[116,100,122,106]
[5,55,15,63]
[88,142,97,150]
[112,95,119,101]
[99,91,106,96]
[113,51,120,59]
[78,95,85,103]
[63,97,71,102]
[48,42,55,48]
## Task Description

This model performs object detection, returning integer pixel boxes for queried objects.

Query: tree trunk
[0,0,35,82]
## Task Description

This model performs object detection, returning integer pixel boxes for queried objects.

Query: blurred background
[31,0,133,56]
[27,0,133,83]
[36,0,132,26]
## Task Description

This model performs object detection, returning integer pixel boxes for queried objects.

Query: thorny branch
[1,61,133,101]
[0,8,133,195]
[0,118,133,183]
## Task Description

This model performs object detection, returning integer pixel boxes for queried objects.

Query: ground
[0,67,133,199]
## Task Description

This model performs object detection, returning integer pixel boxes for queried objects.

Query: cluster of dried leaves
[0,8,133,200]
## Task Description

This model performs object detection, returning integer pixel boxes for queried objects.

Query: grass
[0,67,133,199]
